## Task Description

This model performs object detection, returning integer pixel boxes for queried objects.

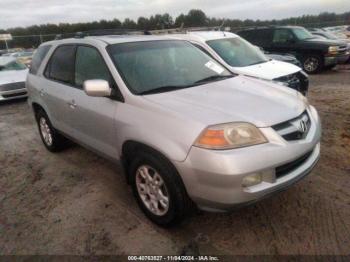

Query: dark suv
[237,26,349,74]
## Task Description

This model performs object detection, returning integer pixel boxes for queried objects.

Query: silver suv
[27,35,321,226]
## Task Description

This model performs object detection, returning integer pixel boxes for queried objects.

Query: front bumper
[0,82,28,101]
[325,52,350,66]
[174,106,321,212]
[336,52,350,64]
[324,55,338,66]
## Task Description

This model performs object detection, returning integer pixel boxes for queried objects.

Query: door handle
[67,100,77,109]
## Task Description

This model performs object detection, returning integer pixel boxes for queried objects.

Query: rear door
[41,45,77,135]
[67,45,120,160]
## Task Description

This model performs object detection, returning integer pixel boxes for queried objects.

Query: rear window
[30,45,51,75]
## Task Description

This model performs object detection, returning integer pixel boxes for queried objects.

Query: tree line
[1,9,349,49]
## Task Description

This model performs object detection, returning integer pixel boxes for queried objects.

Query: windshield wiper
[246,60,267,66]
[194,75,233,84]
[139,85,192,95]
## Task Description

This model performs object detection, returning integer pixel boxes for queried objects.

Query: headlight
[194,122,267,150]
[328,46,339,54]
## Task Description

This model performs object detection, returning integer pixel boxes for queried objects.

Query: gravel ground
[0,67,349,256]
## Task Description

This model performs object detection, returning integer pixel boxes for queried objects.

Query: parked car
[324,25,350,38]
[0,57,28,101]
[237,26,349,73]
[171,31,309,95]
[4,51,34,67]
[16,51,34,67]
[27,36,321,226]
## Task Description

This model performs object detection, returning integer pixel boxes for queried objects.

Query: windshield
[0,61,27,71]
[107,40,232,95]
[206,37,268,67]
[292,28,315,40]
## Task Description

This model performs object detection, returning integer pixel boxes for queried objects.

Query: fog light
[242,174,262,187]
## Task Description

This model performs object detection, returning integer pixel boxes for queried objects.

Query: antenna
[219,20,226,36]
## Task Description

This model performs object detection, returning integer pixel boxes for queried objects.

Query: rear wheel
[302,55,323,74]
[129,151,191,227]
[35,109,70,152]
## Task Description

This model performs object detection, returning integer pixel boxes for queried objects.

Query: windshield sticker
[205,61,224,75]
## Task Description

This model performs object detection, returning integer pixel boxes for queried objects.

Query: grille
[339,46,349,55]
[2,91,27,98]
[0,82,25,92]
[276,150,313,179]
[272,111,311,141]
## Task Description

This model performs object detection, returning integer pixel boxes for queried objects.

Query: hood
[0,69,28,85]
[144,75,307,128]
[231,60,301,80]
[302,37,345,46]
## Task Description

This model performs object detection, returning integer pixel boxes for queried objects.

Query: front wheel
[129,151,191,227]
[302,55,323,74]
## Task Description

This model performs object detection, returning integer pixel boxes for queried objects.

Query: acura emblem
[299,120,307,133]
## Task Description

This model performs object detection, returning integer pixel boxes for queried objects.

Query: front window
[107,40,232,95]
[206,37,268,67]
[0,61,27,71]
[75,46,112,87]
[292,28,314,40]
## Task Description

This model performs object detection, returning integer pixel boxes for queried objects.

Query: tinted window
[45,45,75,84]
[108,40,232,95]
[238,29,272,46]
[75,46,112,87]
[30,45,51,75]
[273,29,295,43]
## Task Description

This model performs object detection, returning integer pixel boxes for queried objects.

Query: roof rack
[54,25,232,40]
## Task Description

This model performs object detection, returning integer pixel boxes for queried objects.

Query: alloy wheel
[304,57,319,73]
[135,165,170,216]
[39,117,53,146]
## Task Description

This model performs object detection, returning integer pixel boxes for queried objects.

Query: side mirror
[83,80,111,97]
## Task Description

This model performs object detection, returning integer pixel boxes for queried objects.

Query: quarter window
[75,46,112,87]
[45,45,76,84]
[30,45,51,75]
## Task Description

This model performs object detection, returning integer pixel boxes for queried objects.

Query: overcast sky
[0,0,349,29]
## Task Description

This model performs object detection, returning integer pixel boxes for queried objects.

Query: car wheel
[129,151,191,227]
[35,109,69,152]
[302,55,323,74]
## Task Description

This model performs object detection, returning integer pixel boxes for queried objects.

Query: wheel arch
[32,102,45,119]
[121,140,180,184]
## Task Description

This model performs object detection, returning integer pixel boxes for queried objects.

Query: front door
[271,29,297,55]
[67,45,120,160]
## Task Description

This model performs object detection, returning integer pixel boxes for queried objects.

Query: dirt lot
[1,67,350,256]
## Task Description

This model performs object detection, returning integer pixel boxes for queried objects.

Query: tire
[302,54,323,74]
[129,151,192,227]
[35,109,70,152]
